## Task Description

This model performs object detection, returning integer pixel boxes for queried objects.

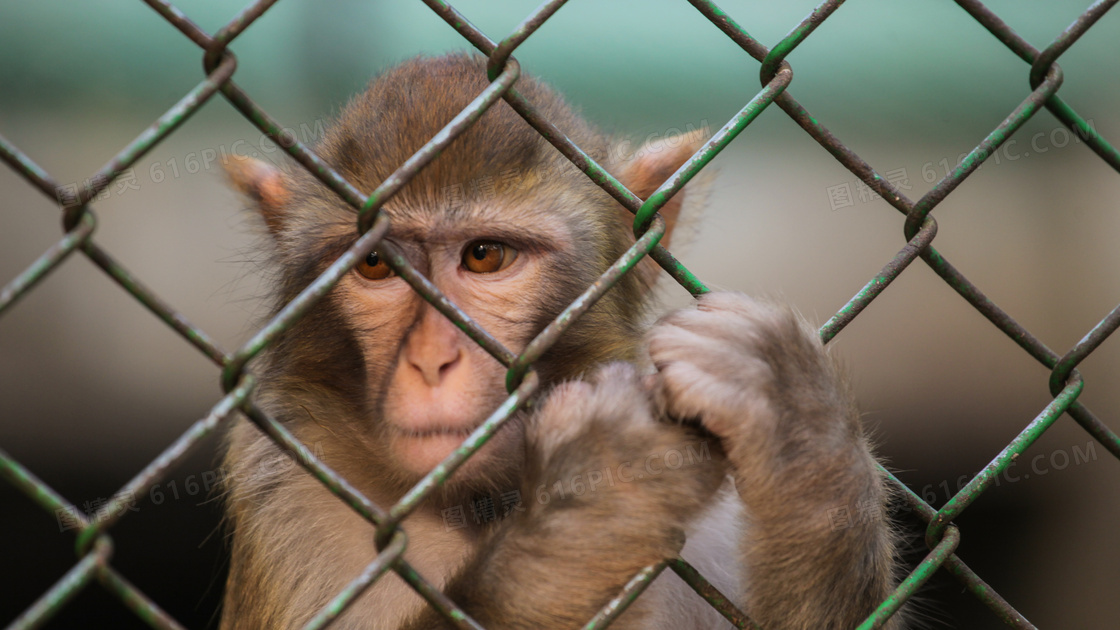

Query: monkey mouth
[386,412,526,475]
[388,422,487,474]
[392,425,477,439]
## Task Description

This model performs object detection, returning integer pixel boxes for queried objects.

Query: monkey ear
[224,155,291,234]
[615,128,709,282]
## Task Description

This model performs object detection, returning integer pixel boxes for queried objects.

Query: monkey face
[336,207,579,480]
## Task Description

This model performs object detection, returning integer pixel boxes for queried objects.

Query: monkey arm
[401,364,728,630]
[648,292,899,630]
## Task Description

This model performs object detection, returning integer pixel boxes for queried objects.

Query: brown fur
[220,53,899,629]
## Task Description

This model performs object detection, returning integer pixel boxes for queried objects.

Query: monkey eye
[462,240,518,274]
[356,251,395,280]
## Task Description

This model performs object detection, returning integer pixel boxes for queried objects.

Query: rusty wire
[2,1,1119,628]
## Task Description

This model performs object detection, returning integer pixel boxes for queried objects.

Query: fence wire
[2,0,1119,628]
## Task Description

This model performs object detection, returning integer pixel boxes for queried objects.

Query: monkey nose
[404,305,470,387]
[408,346,464,387]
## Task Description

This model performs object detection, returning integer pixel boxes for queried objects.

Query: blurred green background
[2,1,1119,628]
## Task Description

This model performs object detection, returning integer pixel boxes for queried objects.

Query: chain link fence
[2,0,1119,628]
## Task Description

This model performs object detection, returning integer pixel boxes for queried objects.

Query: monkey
[220,53,898,630]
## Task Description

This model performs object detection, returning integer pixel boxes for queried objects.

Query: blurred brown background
[1,0,1118,627]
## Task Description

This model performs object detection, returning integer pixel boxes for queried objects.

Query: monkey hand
[647,291,865,505]
[426,364,729,629]
[647,292,897,629]
[523,362,728,559]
